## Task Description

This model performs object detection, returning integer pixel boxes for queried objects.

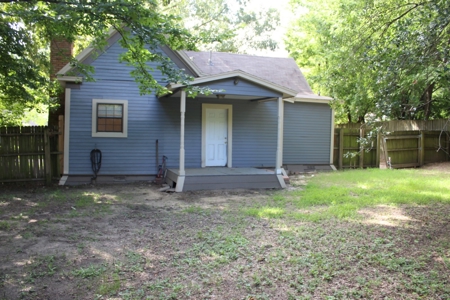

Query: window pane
[113,119,122,132]
[113,105,122,117]
[106,105,115,116]
[98,105,107,117]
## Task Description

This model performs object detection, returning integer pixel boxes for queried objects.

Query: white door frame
[202,103,233,168]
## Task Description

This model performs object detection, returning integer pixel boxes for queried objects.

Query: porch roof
[165,70,298,99]
[167,50,333,103]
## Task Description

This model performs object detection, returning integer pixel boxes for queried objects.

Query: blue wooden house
[56,30,334,191]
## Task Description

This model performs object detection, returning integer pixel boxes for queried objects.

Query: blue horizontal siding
[155,98,279,168]
[283,102,332,164]
[198,79,282,98]
[68,39,332,176]
[69,42,167,175]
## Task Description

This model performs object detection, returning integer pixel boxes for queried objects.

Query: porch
[166,167,285,192]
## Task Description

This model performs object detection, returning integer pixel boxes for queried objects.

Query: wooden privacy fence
[334,120,450,169]
[0,125,63,183]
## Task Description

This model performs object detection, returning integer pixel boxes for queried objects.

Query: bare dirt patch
[0,183,277,300]
[420,161,450,173]
[1,165,449,299]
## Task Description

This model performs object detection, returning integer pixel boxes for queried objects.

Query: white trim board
[285,97,333,104]
[201,103,233,168]
[330,108,335,164]
[59,88,71,185]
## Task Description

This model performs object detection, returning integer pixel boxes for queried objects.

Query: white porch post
[175,89,186,192]
[276,97,287,188]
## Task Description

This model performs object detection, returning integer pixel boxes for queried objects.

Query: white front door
[205,108,228,166]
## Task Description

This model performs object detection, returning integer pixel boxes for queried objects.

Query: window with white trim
[92,99,128,138]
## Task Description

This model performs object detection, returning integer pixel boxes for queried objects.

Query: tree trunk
[420,83,435,120]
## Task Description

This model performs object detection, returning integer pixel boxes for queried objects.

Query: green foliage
[0,221,10,231]
[0,0,282,125]
[286,0,450,122]
[0,0,197,125]
[97,273,121,296]
[72,264,106,278]
[160,0,280,53]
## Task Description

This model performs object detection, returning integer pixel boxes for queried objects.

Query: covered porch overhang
[168,90,287,192]
[161,72,299,192]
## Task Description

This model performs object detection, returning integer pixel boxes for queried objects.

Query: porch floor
[166,167,284,191]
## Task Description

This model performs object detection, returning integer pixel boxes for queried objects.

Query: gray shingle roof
[184,51,314,95]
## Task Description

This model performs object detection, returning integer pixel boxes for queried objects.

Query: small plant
[183,206,208,214]
[0,221,10,230]
[343,125,385,166]
[72,264,106,278]
[97,273,121,296]
[77,242,86,254]
[26,255,57,280]
[74,195,95,208]
[22,231,33,239]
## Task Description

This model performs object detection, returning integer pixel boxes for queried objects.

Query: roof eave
[56,76,83,83]
[175,50,204,77]
[286,94,334,104]
[165,70,298,98]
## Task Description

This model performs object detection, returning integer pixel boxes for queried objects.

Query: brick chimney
[48,38,73,127]
[50,39,73,79]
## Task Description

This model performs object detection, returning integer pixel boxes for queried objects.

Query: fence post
[447,132,450,162]
[44,128,52,185]
[359,127,364,168]
[419,131,425,166]
[339,128,344,169]
[376,133,380,168]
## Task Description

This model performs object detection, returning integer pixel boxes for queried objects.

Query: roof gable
[183,51,314,95]
[55,30,332,102]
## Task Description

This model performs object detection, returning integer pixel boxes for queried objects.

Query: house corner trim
[59,87,71,185]
[330,108,335,164]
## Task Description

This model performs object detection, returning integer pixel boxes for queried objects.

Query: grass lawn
[0,167,449,299]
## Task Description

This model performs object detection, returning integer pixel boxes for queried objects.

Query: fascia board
[57,76,83,82]
[286,94,334,104]
[167,70,298,97]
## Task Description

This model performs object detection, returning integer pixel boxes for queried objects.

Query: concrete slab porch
[166,167,284,192]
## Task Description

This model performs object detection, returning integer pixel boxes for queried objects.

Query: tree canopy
[286,0,450,123]
[0,0,281,126]
[162,0,280,53]
[0,0,194,125]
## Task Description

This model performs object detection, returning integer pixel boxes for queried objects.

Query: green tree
[286,0,450,122]
[0,0,195,126]
[160,0,280,53]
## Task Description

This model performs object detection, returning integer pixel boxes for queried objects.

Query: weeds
[0,221,10,230]
[97,273,121,296]
[72,264,106,278]
[1,172,449,299]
